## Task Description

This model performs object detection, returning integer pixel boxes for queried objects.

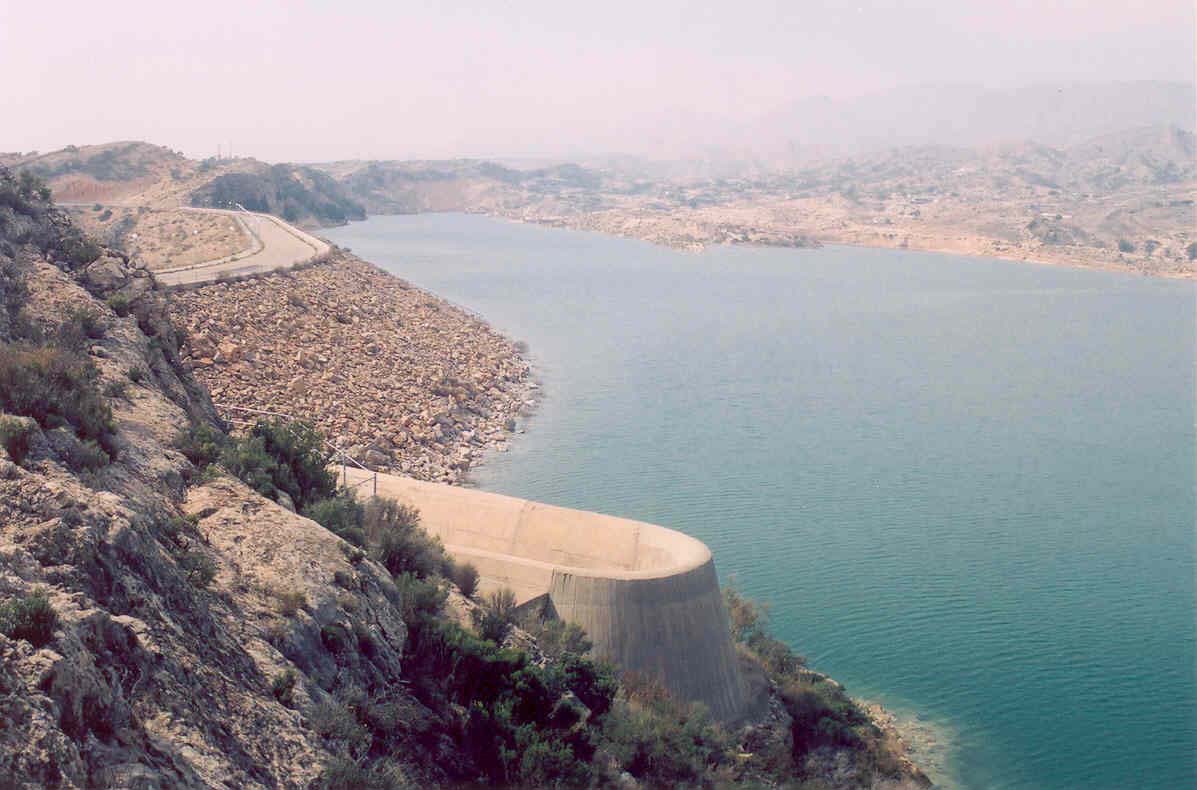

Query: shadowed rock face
[351,469,754,722]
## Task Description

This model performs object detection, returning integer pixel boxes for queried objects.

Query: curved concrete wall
[348,469,751,721]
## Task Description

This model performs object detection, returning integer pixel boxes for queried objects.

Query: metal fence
[212,402,377,497]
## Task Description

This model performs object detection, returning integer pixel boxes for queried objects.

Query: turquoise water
[324,214,1196,789]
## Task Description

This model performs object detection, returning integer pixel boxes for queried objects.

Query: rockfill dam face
[350,470,753,722]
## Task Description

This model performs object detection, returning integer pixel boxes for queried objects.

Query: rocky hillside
[0,142,190,204]
[318,159,606,215]
[2,143,364,228]
[314,126,1195,274]
[0,167,415,786]
[188,164,365,227]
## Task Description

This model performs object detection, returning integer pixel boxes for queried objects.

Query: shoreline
[468,209,1196,281]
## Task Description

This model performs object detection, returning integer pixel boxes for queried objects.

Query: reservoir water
[323,213,1196,789]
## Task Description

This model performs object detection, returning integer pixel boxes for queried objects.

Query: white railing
[211,402,377,497]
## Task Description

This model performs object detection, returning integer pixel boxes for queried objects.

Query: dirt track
[154,208,330,287]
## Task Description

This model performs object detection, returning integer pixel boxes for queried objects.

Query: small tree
[473,588,518,643]
[451,562,480,598]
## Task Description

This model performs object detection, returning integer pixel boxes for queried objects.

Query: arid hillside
[318,125,1196,276]
[8,132,1191,276]
[1,143,363,228]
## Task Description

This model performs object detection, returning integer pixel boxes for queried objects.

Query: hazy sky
[3,0,1193,161]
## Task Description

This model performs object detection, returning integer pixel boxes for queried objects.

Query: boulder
[82,256,128,292]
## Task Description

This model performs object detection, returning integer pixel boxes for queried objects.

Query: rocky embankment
[168,252,532,483]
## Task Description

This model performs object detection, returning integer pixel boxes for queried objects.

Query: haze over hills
[731,81,1196,165]
[308,122,1196,276]
[4,81,1194,278]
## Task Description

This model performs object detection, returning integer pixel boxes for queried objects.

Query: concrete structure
[345,469,754,722]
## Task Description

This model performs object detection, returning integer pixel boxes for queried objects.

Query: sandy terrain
[68,205,252,271]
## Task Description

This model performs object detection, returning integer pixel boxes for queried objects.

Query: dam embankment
[345,468,758,723]
[169,253,532,484]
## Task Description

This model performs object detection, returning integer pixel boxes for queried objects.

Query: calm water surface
[324,214,1196,790]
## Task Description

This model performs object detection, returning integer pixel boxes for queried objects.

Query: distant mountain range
[680,81,1194,171]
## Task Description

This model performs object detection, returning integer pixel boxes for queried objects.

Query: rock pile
[168,253,532,483]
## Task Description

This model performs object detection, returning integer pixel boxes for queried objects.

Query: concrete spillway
[346,469,752,722]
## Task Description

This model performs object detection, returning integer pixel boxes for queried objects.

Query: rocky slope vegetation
[167,253,532,483]
[0,167,417,786]
[188,164,365,227]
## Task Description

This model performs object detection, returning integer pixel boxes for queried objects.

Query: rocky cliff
[0,169,414,786]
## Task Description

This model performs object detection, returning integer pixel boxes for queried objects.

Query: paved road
[155,208,330,288]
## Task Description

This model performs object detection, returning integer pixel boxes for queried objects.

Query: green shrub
[156,515,190,543]
[394,572,447,633]
[472,588,518,643]
[313,758,406,790]
[217,419,337,509]
[276,589,307,617]
[67,438,110,472]
[176,421,225,469]
[60,233,102,267]
[1118,238,1135,253]
[249,419,337,510]
[601,673,727,785]
[781,678,871,759]
[0,344,117,459]
[724,584,805,678]
[102,379,128,399]
[308,701,371,758]
[450,561,480,598]
[0,589,58,647]
[219,434,279,498]
[55,306,106,352]
[178,549,217,588]
[126,366,144,383]
[106,292,132,317]
[368,497,447,580]
[1187,241,1197,261]
[0,415,35,465]
[526,618,593,662]
[305,494,366,546]
[272,669,297,706]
